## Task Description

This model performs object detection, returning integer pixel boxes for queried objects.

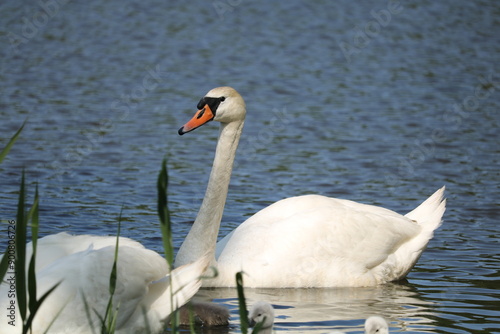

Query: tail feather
[388,187,446,280]
[405,186,446,234]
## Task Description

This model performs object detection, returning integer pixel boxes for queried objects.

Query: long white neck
[175,119,244,267]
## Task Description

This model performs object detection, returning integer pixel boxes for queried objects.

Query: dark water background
[1,0,499,333]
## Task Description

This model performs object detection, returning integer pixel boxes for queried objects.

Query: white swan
[247,301,388,334]
[175,86,446,288]
[328,316,389,334]
[248,301,275,334]
[364,316,389,334]
[0,232,208,334]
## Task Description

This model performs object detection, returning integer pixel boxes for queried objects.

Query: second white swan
[175,86,446,288]
[0,233,208,334]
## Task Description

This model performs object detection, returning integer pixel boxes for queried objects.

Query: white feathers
[364,316,389,334]
[247,301,390,334]
[249,301,275,334]
[0,233,208,334]
[327,316,389,334]
[175,86,446,288]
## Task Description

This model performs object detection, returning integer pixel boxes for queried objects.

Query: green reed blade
[0,120,26,164]
[27,184,40,317]
[0,246,11,284]
[0,122,26,282]
[15,171,27,321]
[236,272,249,334]
[157,159,174,269]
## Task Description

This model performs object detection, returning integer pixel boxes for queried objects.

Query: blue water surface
[1,0,499,333]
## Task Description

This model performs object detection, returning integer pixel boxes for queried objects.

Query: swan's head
[364,316,389,334]
[248,301,275,329]
[178,86,246,135]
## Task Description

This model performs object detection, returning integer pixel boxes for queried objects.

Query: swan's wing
[2,236,207,333]
[147,254,210,323]
[215,230,234,259]
[106,247,170,330]
[26,246,114,333]
[24,245,167,333]
[217,195,421,286]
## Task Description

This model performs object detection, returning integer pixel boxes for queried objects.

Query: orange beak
[178,104,215,135]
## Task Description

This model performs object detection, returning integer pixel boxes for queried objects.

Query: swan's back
[25,232,145,272]
[215,188,446,287]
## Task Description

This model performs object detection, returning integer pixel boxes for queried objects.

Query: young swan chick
[177,301,230,327]
[364,316,389,334]
[328,316,389,334]
[248,301,275,333]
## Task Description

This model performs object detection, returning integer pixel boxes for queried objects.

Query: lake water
[1,0,499,333]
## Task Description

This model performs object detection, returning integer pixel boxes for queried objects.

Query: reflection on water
[194,284,436,333]
[1,0,499,333]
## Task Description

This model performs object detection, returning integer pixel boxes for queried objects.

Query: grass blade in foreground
[0,122,25,282]
[26,184,40,330]
[8,172,61,334]
[236,272,249,334]
[102,209,123,334]
[157,159,174,270]
[15,171,28,322]
[0,246,10,283]
[157,159,180,334]
[0,120,26,164]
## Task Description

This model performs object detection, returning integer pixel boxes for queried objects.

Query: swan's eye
[220,96,226,102]
[198,96,224,115]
